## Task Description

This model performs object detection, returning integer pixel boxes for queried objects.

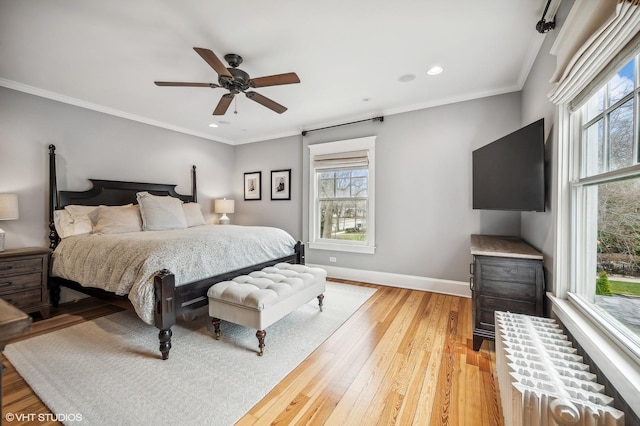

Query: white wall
[0,87,235,249]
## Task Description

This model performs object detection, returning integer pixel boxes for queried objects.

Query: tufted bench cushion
[207,263,326,355]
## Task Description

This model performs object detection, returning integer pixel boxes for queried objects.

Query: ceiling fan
[155,47,300,115]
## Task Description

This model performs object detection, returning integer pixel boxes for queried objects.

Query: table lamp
[214,198,235,225]
[0,194,19,252]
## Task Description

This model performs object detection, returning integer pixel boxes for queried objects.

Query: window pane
[585,87,604,122]
[583,119,604,177]
[595,178,640,341]
[319,200,367,241]
[608,57,635,107]
[608,98,634,171]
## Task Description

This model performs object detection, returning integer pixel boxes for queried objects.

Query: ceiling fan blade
[213,94,234,115]
[155,82,217,87]
[245,91,287,114]
[194,47,233,79]
[250,72,300,88]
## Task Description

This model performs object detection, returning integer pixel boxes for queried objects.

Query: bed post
[154,269,177,360]
[295,241,305,265]
[48,145,62,307]
[191,165,197,203]
[48,145,60,250]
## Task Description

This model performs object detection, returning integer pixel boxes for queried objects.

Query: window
[308,136,375,254]
[571,53,640,356]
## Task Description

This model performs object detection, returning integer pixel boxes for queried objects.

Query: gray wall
[520,0,575,293]
[236,93,524,283]
[233,135,303,240]
[0,87,235,249]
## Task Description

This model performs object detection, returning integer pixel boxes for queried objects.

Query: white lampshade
[214,198,235,225]
[214,198,235,214]
[0,193,19,252]
[0,194,19,220]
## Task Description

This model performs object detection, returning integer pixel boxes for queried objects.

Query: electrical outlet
[329,257,337,263]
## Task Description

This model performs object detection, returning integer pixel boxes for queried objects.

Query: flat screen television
[472,118,545,212]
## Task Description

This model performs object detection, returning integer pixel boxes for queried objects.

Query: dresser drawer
[0,257,44,278]
[0,273,42,294]
[1,288,42,310]
[480,279,537,301]
[478,259,538,284]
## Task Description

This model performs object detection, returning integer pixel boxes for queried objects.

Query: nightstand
[0,247,51,319]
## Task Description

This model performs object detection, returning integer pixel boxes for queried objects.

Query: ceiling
[0,0,553,145]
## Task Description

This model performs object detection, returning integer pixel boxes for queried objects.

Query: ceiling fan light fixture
[208,123,219,128]
[427,65,443,76]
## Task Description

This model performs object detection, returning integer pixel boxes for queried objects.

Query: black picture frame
[244,171,262,200]
[271,169,291,200]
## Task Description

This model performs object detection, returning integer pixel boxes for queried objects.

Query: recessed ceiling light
[398,74,416,83]
[427,65,443,76]
[208,123,219,128]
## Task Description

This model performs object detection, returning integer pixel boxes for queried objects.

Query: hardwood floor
[1,280,503,425]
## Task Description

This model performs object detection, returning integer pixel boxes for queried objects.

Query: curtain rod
[301,116,384,136]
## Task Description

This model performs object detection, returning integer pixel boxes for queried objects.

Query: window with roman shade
[308,136,376,254]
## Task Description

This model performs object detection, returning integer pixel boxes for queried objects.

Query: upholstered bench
[207,263,327,356]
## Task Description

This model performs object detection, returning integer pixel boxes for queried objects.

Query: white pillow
[63,205,98,236]
[89,204,142,234]
[136,192,187,231]
[183,203,206,227]
[53,209,75,239]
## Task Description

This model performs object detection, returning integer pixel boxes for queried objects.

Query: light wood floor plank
[1,280,503,426]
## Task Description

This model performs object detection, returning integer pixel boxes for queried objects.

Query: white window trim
[549,2,640,417]
[308,136,376,254]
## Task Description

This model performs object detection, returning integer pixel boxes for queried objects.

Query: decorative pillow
[182,203,206,227]
[136,192,187,231]
[63,205,98,236]
[90,204,142,234]
[53,209,76,239]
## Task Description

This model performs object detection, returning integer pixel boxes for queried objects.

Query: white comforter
[51,225,297,324]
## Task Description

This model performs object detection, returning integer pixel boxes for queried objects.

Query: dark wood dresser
[470,235,544,351]
[0,247,51,319]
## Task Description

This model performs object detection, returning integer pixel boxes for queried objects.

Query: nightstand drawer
[0,258,44,278]
[1,288,42,310]
[0,273,42,294]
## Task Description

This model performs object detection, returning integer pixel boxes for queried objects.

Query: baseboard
[308,264,471,298]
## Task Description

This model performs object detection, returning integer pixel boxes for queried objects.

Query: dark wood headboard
[48,144,197,249]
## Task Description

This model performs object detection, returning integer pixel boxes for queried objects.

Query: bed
[47,145,305,360]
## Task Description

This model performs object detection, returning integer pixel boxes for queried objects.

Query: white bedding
[51,225,297,324]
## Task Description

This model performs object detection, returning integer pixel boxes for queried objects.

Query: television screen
[472,118,545,212]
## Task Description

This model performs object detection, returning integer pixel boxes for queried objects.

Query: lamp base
[219,214,230,225]
[0,228,5,252]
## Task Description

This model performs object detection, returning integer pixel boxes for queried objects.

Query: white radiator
[495,311,625,426]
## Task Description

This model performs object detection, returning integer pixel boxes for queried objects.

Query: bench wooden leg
[256,329,266,356]
[212,318,221,339]
[317,294,324,312]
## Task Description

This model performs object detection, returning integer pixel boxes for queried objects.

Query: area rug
[5,282,375,426]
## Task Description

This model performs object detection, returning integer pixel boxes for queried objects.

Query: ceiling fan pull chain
[234,96,238,114]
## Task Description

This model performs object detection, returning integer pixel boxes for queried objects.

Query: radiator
[494,311,625,426]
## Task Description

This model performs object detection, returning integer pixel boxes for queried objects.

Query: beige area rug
[5,282,375,426]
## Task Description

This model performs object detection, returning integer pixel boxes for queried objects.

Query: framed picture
[271,169,291,200]
[244,171,262,200]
